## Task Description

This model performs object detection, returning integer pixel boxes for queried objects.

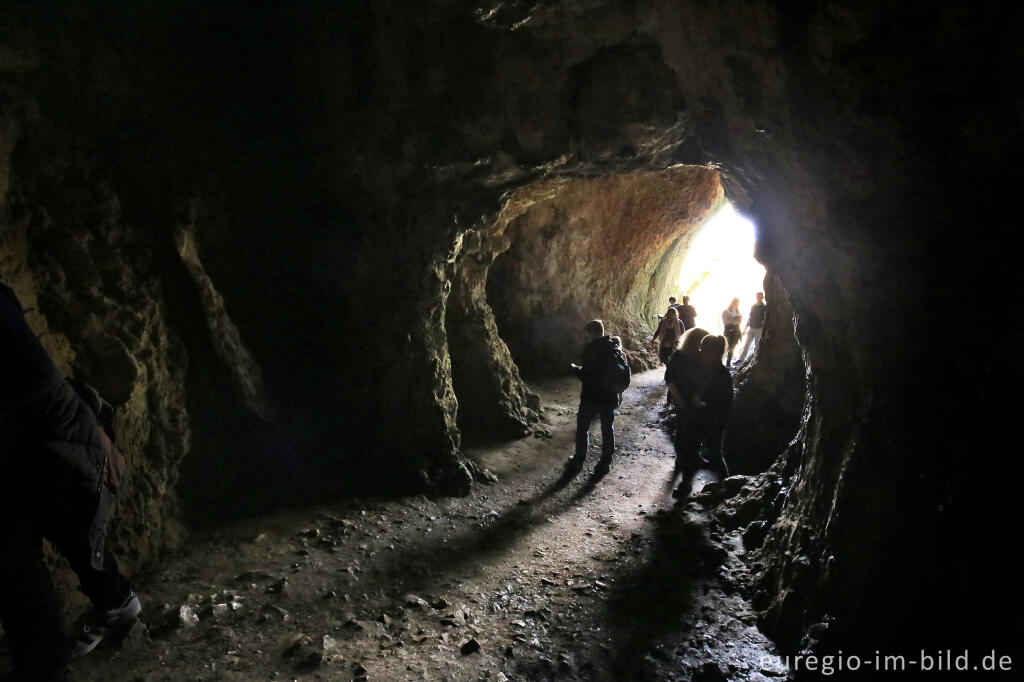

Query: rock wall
[447,218,542,445]
[723,274,804,474]
[637,0,1017,655]
[1,0,1016,657]
[0,158,192,571]
[485,168,723,376]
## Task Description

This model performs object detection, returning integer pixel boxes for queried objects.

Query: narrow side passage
[65,371,782,681]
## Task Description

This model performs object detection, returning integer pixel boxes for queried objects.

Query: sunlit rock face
[483,168,723,377]
[0,0,1014,656]
[446,165,721,443]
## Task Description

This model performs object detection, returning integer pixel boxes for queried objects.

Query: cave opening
[672,202,766,348]
[479,167,728,384]
[449,168,804,479]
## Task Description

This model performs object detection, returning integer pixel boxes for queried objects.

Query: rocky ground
[54,370,787,681]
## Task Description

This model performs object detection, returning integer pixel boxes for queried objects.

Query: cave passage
[0,2,1011,677]
[66,371,780,681]
[673,203,766,337]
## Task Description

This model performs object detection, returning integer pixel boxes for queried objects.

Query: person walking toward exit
[652,307,684,365]
[677,295,697,331]
[672,333,733,497]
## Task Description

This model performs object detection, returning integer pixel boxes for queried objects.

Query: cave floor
[66,370,786,682]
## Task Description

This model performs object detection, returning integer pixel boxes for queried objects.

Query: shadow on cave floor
[59,371,784,682]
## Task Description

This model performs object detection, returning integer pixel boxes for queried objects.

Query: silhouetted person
[677,295,697,331]
[0,282,140,682]
[667,296,685,318]
[673,334,733,498]
[651,306,684,365]
[721,298,742,366]
[665,327,709,472]
[738,291,766,364]
[568,320,625,476]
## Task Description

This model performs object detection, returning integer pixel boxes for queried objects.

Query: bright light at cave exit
[673,203,766,333]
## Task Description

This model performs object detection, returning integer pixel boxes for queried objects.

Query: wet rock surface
[65,372,784,681]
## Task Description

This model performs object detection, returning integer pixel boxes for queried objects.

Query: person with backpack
[0,282,140,682]
[677,296,697,331]
[651,306,684,365]
[568,319,630,475]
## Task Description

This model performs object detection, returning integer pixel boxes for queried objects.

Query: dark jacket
[575,335,622,407]
[0,283,62,417]
[697,363,733,426]
[677,304,697,330]
[665,351,701,408]
[749,302,767,328]
[1,284,114,569]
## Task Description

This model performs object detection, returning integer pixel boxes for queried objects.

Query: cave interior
[0,1,1020,680]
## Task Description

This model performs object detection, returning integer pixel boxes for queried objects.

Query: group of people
[653,293,766,367]
[663,328,733,495]
[571,292,769,495]
[567,314,733,497]
[650,296,694,364]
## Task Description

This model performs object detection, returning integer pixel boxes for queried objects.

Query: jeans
[575,402,615,460]
[738,327,763,363]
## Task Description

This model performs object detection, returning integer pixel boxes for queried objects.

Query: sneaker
[70,591,142,658]
[565,455,584,471]
[594,457,611,475]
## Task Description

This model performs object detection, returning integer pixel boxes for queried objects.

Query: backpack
[603,347,632,393]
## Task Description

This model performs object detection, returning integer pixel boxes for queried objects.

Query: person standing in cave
[738,291,767,364]
[665,326,709,471]
[568,320,627,476]
[672,334,733,498]
[677,295,697,331]
[651,306,684,365]
[721,298,743,366]
[0,282,140,682]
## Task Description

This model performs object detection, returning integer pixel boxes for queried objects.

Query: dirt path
[66,370,786,681]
